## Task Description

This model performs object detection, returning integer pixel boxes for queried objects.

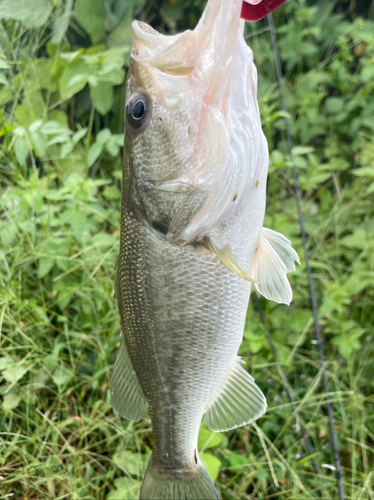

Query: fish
[110,0,299,498]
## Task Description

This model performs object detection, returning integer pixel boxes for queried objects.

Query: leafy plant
[1,0,373,499]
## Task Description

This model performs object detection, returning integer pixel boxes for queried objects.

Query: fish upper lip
[131,20,186,61]
[132,20,179,42]
[131,0,243,71]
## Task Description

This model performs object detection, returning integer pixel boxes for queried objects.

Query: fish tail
[140,454,220,500]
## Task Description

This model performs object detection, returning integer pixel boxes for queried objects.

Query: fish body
[111,0,299,498]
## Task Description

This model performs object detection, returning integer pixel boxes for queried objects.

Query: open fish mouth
[126,0,268,245]
[131,0,243,85]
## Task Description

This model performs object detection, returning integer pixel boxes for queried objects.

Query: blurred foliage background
[0,0,374,498]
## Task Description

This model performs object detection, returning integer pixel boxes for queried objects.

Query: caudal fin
[140,455,220,500]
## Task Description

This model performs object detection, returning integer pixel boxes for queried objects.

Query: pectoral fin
[110,336,148,421]
[252,227,300,305]
[205,358,267,432]
[206,238,257,283]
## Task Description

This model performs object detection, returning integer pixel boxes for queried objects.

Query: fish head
[124,0,268,243]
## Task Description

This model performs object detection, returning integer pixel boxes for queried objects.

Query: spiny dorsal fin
[252,227,300,305]
[110,336,148,421]
[205,358,267,432]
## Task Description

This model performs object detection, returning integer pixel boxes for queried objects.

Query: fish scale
[119,197,251,470]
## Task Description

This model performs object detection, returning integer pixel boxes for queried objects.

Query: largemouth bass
[111,0,299,498]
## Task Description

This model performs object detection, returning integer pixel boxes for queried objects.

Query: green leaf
[59,50,83,63]
[69,211,88,233]
[106,478,141,500]
[243,329,267,353]
[228,452,249,467]
[90,82,113,115]
[59,59,90,99]
[113,451,143,477]
[256,467,268,481]
[41,121,70,135]
[87,75,98,87]
[52,367,72,387]
[28,119,43,133]
[0,0,53,29]
[72,128,88,144]
[352,167,374,178]
[0,58,10,70]
[340,228,368,249]
[0,357,14,371]
[91,233,118,247]
[198,426,224,450]
[60,142,74,158]
[67,73,88,88]
[73,0,106,44]
[361,63,374,83]
[87,142,103,167]
[200,453,221,483]
[361,117,374,132]
[14,136,30,166]
[38,257,55,278]
[107,21,132,49]
[0,122,14,137]
[43,189,68,201]
[331,335,362,360]
[103,186,121,200]
[325,97,344,114]
[0,85,13,105]
[56,258,68,272]
[96,128,112,145]
[51,0,73,44]
[31,131,47,156]
[3,364,28,383]
[34,193,44,213]
[292,146,314,156]
[0,71,9,85]
[15,103,40,128]
[3,392,22,411]
[106,134,124,156]
[0,225,17,248]
[57,290,73,309]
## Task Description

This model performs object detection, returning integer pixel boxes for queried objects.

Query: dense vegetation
[0,0,373,498]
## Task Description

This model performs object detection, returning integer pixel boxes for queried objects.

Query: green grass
[1,0,374,499]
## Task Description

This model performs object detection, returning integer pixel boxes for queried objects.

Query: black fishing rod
[266,11,346,500]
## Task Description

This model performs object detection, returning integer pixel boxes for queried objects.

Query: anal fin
[205,358,267,432]
[110,336,148,421]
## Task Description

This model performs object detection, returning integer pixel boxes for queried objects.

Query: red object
[240,0,287,21]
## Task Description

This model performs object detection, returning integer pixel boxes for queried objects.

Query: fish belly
[118,210,251,472]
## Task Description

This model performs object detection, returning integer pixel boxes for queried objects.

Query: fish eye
[126,93,151,131]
